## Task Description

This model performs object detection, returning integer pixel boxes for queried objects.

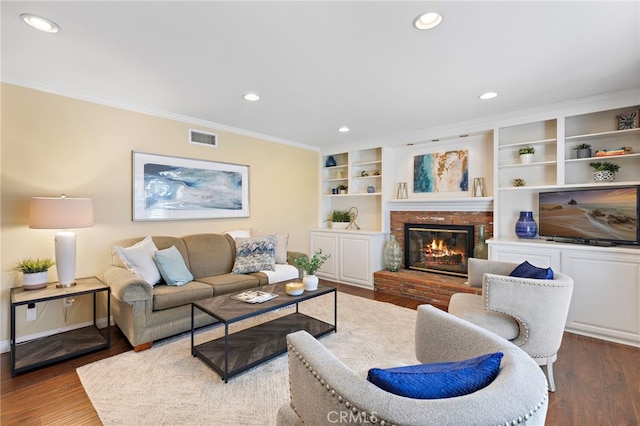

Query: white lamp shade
[29,197,94,229]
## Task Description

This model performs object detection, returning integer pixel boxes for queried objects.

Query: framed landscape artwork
[413,150,469,193]
[132,152,249,221]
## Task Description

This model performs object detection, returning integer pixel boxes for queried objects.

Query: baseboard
[0,316,114,354]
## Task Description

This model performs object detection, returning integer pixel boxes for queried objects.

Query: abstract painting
[413,150,468,193]
[133,152,249,221]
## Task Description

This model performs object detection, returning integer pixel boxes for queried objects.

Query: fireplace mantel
[387,197,493,212]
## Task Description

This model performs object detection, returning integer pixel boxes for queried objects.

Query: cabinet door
[310,232,338,279]
[339,235,372,288]
[489,243,560,270]
[562,250,640,345]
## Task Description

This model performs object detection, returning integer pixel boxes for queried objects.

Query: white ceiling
[2,1,639,150]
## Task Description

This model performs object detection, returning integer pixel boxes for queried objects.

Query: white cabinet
[488,238,640,347]
[309,230,386,289]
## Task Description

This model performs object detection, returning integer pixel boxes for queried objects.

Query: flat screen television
[538,186,640,246]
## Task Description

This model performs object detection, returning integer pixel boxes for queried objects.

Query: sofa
[277,304,549,426]
[102,230,302,351]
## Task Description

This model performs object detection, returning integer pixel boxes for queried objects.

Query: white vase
[22,271,48,290]
[303,274,319,291]
[519,154,533,164]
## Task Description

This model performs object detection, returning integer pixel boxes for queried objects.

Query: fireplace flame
[426,239,457,256]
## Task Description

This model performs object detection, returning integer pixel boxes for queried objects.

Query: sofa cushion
[447,293,520,340]
[367,352,503,399]
[196,273,260,296]
[250,228,289,264]
[232,235,277,273]
[509,261,554,280]
[152,281,214,311]
[182,234,236,279]
[114,236,161,286]
[154,245,194,286]
[466,258,519,288]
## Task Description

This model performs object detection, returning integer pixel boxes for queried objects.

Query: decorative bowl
[285,281,304,296]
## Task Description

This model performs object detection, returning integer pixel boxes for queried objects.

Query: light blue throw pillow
[367,352,503,399]
[153,245,193,286]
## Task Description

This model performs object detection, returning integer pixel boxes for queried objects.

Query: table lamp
[29,195,94,287]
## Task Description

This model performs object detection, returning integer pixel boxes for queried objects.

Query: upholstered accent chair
[448,258,574,392]
[277,304,549,426]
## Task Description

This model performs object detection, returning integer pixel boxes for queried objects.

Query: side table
[10,276,111,377]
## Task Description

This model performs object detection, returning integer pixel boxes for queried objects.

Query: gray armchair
[277,304,549,426]
[449,258,574,392]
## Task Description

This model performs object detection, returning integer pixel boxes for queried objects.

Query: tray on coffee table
[191,282,336,382]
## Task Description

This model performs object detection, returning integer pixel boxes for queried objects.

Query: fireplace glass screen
[404,224,474,277]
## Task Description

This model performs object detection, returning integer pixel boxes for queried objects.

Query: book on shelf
[231,290,278,304]
[595,147,632,157]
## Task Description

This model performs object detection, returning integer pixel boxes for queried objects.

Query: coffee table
[191,282,336,382]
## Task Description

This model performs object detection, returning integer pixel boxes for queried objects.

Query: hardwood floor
[2,281,639,425]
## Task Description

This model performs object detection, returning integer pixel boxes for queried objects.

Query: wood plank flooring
[2,280,639,425]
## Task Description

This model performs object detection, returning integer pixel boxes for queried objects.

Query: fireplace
[404,223,474,277]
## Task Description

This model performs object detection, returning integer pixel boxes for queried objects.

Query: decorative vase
[473,225,488,259]
[519,154,533,164]
[367,185,375,193]
[515,211,538,239]
[331,221,349,229]
[593,171,615,182]
[303,274,319,291]
[383,234,403,272]
[325,155,337,167]
[22,271,48,290]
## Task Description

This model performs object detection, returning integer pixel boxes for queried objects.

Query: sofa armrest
[102,265,153,303]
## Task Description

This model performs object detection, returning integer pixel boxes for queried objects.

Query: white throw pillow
[225,229,251,240]
[250,228,289,264]
[114,236,161,286]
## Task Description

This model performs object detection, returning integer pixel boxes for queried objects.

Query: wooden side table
[10,276,111,377]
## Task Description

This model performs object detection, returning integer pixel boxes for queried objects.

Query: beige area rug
[77,293,418,425]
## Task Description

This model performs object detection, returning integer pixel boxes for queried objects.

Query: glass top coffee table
[191,282,337,382]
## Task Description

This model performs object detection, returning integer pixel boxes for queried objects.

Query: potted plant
[329,209,351,229]
[517,146,535,164]
[289,249,331,291]
[589,161,620,182]
[574,143,592,159]
[15,257,55,290]
[337,184,348,195]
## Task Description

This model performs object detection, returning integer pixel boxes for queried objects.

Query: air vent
[189,129,217,147]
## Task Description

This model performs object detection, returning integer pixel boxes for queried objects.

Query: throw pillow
[225,229,251,240]
[367,352,503,399]
[250,228,289,264]
[509,261,554,280]
[114,236,161,286]
[232,235,277,274]
[154,245,194,286]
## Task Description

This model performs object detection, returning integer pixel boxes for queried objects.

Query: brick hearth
[374,210,491,309]
[374,269,481,311]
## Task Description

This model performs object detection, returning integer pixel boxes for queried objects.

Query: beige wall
[0,83,319,346]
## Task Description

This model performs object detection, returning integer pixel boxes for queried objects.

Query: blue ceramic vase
[325,155,337,167]
[515,211,537,239]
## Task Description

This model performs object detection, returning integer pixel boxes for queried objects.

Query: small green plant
[330,209,351,222]
[337,184,348,191]
[289,249,331,275]
[518,146,535,155]
[589,161,620,173]
[574,143,592,150]
[15,257,55,273]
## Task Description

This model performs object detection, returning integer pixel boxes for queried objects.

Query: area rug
[77,293,418,425]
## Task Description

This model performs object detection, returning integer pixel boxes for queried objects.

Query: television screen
[539,186,639,246]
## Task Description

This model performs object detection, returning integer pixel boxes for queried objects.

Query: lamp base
[56,282,77,288]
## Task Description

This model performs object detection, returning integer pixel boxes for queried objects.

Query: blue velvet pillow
[153,245,194,286]
[367,352,503,399]
[509,261,554,280]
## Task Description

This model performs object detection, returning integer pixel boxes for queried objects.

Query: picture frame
[616,110,639,130]
[132,152,249,221]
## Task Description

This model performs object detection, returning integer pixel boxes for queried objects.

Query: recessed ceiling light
[413,12,442,30]
[479,92,498,100]
[338,126,350,133]
[243,93,260,101]
[20,13,60,33]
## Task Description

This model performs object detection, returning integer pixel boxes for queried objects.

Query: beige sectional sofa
[103,232,301,351]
